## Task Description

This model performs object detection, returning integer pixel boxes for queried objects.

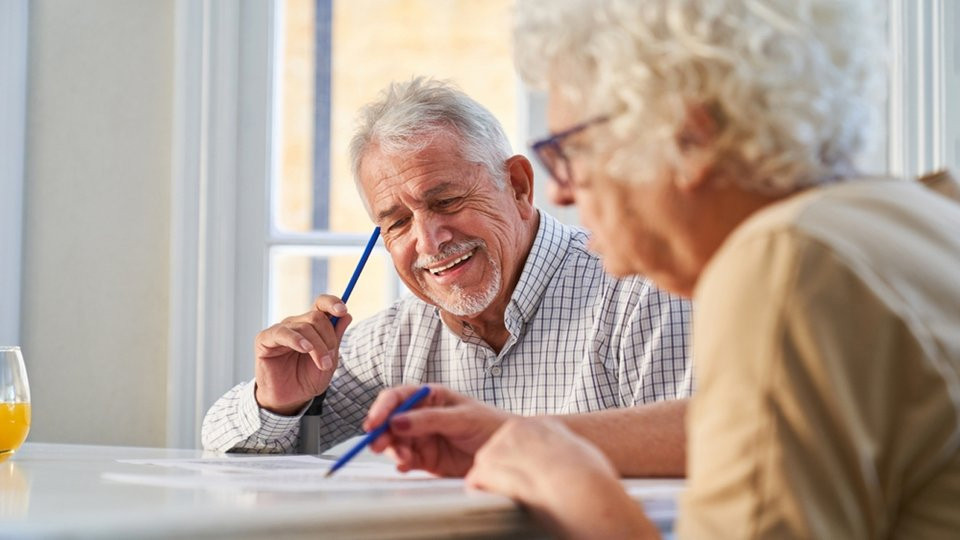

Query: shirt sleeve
[200,306,398,453]
[200,379,305,453]
[679,229,903,539]
[305,346,386,452]
[616,277,693,405]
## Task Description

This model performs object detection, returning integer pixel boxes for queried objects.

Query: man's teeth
[430,251,473,275]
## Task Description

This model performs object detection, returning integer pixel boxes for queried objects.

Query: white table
[0,443,681,539]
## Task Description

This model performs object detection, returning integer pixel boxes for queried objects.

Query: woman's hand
[466,417,660,539]
[365,384,511,477]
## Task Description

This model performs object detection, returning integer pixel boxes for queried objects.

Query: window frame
[168,0,272,449]
[888,0,958,176]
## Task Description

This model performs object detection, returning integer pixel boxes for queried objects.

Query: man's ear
[505,155,536,218]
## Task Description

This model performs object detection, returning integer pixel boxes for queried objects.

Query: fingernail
[299,340,313,352]
[320,354,333,370]
[333,303,347,315]
[391,416,411,432]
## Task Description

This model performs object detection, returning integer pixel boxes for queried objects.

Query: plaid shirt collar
[504,211,571,332]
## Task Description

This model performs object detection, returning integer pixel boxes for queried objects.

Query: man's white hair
[514,0,886,193]
[349,77,513,204]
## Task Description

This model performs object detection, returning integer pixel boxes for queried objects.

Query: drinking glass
[0,347,30,461]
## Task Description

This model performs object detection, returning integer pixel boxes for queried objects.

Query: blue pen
[330,226,381,327]
[324,385,431,478]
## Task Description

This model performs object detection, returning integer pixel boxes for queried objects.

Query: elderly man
[202,78,691,472]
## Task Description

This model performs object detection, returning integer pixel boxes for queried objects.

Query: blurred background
[0,0,957,450]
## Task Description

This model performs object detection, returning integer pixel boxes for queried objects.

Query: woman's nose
[548,181,575,206]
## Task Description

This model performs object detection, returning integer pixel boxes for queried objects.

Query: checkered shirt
[201,211,692,453]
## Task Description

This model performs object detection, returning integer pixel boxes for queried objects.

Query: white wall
[22,0,174,446]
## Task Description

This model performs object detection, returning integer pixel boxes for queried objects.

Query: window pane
[277,0,318,233]
[268,247,402,326]
[275,0,518,234]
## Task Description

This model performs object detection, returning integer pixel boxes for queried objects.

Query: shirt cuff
[243,381,310,437]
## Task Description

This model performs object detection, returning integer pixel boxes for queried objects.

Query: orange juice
[0,403,30,455]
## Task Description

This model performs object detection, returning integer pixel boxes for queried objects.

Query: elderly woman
[365,0,960,537]
[454,0,960,538]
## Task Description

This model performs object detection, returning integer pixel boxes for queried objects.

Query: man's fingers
[289,322,337,371]
[333,314,353,339]
[302,309,340,349]
[313,295,348,318]
[259,326,317,355]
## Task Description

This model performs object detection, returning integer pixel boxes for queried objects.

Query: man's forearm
[557,398,688,477]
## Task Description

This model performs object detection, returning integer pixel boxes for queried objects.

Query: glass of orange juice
[0,346,30,462]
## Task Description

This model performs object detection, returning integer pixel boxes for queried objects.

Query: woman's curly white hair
[514,0,886,193]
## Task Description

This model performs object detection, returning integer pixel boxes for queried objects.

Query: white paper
[108,455,464,492]
[108,456,685,500]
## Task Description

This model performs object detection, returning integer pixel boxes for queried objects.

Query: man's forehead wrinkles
[365,140,480,220]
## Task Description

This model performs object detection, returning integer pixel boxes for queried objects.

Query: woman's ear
[677,102,719,151]
[675,103,719,193]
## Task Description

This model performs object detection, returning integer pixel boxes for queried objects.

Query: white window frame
[0,0,28,347]
[888,0,959,176]
[168,0,273,449]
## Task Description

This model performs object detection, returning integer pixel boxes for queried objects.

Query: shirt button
[490,366,502,376]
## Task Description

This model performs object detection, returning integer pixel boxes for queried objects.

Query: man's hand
[466,418,660,539]
[253,295,353,416]
[364,385,512,477]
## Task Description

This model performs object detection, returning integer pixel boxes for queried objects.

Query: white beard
[414,239,502,317]
[429,259,502,317]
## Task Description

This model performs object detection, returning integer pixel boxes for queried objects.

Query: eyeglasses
[530,115,610,189]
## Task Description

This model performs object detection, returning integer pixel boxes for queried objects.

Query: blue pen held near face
[325,385,432,478]
[330,226,381,327]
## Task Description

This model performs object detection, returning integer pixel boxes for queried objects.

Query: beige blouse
[680,177,960,538]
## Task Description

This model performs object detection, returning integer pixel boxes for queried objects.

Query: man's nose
[548,181,575,206]
[413,214,453,255]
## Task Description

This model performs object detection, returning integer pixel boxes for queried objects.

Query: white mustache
[413,239,484,270]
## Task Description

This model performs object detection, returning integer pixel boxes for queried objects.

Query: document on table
[103,455,465,493]
[103,454,686,516]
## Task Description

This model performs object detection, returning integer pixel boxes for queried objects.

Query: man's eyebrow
[422,182,457,199]
[375,204,402,222]
[375,182,460,221]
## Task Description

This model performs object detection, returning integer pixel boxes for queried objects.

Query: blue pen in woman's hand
[324,386,432,478]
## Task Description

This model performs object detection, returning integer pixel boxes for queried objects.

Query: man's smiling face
[358,132,530,319]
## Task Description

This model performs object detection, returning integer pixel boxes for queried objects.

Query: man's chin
[426,287,501,318]
[434,298,493,318]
